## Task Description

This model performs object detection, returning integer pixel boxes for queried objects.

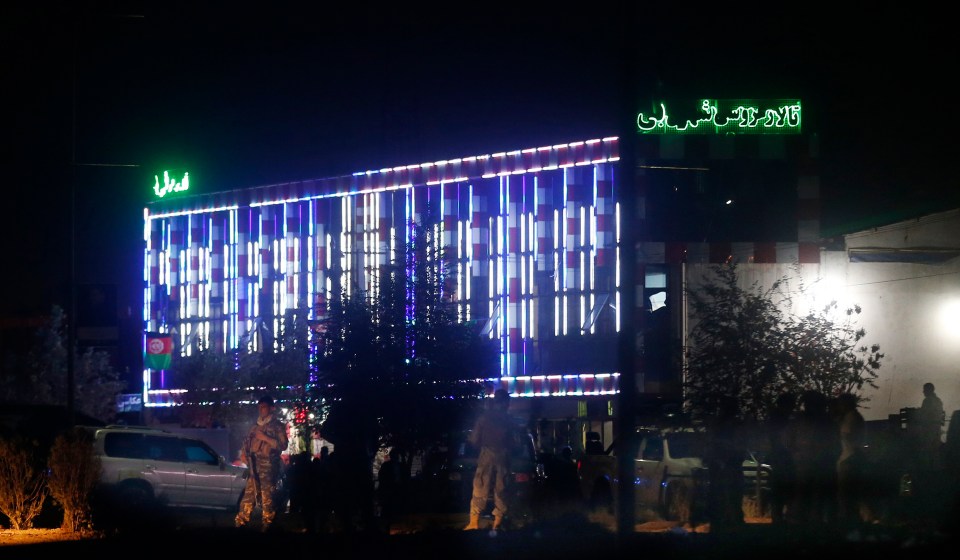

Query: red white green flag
[144,333,173,370]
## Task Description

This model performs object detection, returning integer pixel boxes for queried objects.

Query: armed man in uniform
[235,395,289,531]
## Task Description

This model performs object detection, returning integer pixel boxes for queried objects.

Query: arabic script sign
[153,170,190,198]
[637,99,801,135]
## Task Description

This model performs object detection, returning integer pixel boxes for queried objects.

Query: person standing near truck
[910,382,945,514]
[705,395,746,532]
[916,382,945,468]
[464,389,513,531]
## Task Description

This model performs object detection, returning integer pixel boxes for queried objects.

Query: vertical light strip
[553,209,559,336]
[457,219,464,319]
[580,205,586,335]
[615,202,621,332]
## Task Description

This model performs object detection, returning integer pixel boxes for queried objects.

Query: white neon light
[147,204,239,220]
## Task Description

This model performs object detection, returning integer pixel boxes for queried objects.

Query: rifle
[247,434,262,507]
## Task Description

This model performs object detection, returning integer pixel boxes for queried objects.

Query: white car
[84,425,248,511]
[579,425,770,524]
[634,426,769,522]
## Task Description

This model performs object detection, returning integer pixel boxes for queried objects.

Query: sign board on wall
[153,170,190,198]
[637,99,801,135]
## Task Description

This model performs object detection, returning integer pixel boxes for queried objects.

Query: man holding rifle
[235,395,289,532]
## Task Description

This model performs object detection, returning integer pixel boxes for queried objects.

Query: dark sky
[2,2,957,320]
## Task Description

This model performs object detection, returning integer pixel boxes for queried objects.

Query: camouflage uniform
[467,391,513,529]
[235,405,289,530]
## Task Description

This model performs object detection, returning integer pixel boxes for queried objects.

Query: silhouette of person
[834,392,866,530]
[705,395,745,532]
[287,448,313,531]
[543,445,581,511]
[310,445,334,533]
[766,391,797,525]
[235,395,289,532]
[322,401,379,534]
[555,446,581,506]
[376,447,406,531]
[916,382,944,470]
[464,389,513,531]
[910,382,945,516]
[787,390,839,527]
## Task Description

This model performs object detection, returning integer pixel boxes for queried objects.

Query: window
[104,433,144,459]
[184,440,219,465]
[145,435,185,462]
[642,437,664,461]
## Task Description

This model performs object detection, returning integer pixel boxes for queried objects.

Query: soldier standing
[464,389,513,531]
[235,395,289,531]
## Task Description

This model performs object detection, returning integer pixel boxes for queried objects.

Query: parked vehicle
[578,425,769,524]
[82,425,248,513]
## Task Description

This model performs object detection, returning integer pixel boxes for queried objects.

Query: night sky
[3,3,956,323]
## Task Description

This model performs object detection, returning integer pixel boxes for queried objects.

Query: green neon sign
[637,99,801,135]
[153,170,190,198]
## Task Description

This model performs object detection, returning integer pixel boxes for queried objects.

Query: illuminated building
[143,99,818,422]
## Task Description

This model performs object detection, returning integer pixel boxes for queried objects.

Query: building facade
[142,99,818,432]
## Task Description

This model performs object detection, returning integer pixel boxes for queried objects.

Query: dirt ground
[0,528,101,546]
[0,510,772,546]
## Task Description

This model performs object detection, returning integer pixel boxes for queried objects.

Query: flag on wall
[144,333,173,370]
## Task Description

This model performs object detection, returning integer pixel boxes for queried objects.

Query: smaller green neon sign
[153,170,190,198]
[637,99,801,135]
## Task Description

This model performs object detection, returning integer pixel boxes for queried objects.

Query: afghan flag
[144,333,173,370]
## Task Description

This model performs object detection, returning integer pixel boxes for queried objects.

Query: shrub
[0,435,47,530]
[46,427,101,532]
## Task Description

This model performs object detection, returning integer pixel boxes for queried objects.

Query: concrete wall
[828,209,960,430]
[682,208,960,438]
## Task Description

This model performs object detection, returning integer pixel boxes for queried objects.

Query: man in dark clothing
[705,396,745,532]
[464,389,513,531]
[766,392,797,525]
[917,382,945,469]
[788,390,839,527]
[912,382,945,513]
[834,392,866,529]
[310,445,334,532]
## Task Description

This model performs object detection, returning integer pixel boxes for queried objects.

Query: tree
[683,263,882,423]
[781,301,883,398]
[315,209,499,461]
[169,348,260,460]
[173,311,318,457]
[0,305,125,423]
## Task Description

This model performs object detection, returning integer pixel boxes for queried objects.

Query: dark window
[103,432,144,459]
[184,440,219,465]
[669,432,707,459]
[145,435,185,462]
[642,437,664,461]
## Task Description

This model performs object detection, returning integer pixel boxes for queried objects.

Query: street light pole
[615,3,640,543]
[67,31,78,427]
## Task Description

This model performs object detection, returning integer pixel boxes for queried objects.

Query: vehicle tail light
[514,472,531,483]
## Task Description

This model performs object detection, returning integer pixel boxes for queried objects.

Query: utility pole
[616,3,640,544]
[67,10,143,426]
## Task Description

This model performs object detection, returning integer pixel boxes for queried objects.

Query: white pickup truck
[577,425,768,524]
